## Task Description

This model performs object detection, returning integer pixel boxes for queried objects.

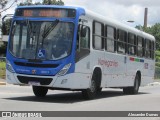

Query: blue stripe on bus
[140,59,144,63]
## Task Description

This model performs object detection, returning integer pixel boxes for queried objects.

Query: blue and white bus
[6,5,155,99]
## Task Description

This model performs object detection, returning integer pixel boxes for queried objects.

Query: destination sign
[15,8,76,18]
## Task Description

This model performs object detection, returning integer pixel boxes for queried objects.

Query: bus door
[75,20,91,73]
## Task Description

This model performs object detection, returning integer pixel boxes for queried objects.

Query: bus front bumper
[6,70,91,90]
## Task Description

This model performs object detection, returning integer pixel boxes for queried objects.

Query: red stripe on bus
[130,57,134,61]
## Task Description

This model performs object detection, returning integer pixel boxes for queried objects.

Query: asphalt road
[0,84,160,120]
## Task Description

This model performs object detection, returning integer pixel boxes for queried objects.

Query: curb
[0,82,6,85]
[148,82,160,86]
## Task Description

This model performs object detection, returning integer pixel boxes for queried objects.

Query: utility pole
[144,8,148,29]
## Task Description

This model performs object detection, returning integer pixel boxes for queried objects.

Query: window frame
[117,29,127,54]
[105,25,116,53]
[128,32,137,56]
[137,36,144,57]
[79,24,90,50]
[151,41,155,59]
[144,39,151,59]
[92,20,104,50]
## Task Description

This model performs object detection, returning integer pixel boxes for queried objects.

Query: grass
[0,62,6,79]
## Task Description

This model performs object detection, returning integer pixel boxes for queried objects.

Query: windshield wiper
[41,19,59,48]
[42,19,59,39]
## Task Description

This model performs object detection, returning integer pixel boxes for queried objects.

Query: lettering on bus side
[98,59,118,67]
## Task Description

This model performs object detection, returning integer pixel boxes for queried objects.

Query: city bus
[6,5,155,99]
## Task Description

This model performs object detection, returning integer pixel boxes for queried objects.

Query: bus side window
[128,33,136,56]
[77,25,90,50]
[137,36,144,57]
[145,39,150,58]
[80,26,90,49]
[117,29,127,54]
[76,25,81,50]
[106,26,116,52]
[151,41,155,59]
[76,25,90,62]
[93,21,104,50]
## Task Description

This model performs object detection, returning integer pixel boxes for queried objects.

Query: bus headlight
[6,60,15,73]
[57,63,71,76]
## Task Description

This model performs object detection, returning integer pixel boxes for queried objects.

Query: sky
[1,0,160,27]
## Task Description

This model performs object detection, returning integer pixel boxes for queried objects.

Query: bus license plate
[28,81,40,86]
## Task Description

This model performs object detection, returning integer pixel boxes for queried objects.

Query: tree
[143,23,160,50]
[0,0,8,9]
[142,24,160,69]
[136,23,160,50]
[135,25,143,31]
[42,0,64,5]
[18,2,33,6]
[156,50,160,62]
[34,2,42,5]
[18,0,64,6]
[1,18,11,35]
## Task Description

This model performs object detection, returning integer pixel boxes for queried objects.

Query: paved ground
[0,83,160,120]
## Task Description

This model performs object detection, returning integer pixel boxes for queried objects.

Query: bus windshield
[9,20,74,60]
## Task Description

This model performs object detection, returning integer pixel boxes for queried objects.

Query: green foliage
[34,2,42,5]
[42,0,64,5]
[155,50,160,62]
[0,42,7,56]
[155,66,160,79]
[156,62,160,68]
[1,18,12,35]
[0,0,8,8]
[135,25,143,31]
[0,44,7,54]
[0,62,5,70]
[18,0,64,6]
[143,23,160,50]
[135,23,160,50]
[18,2,33,6]
[0,62,6,79]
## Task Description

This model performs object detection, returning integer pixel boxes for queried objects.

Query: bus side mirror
[81,26,87,37]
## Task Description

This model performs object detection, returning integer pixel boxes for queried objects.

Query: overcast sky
[2,0,160,27]
[63,0,160,27]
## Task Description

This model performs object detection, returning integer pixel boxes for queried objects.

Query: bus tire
[82,75,97,100]
[32,86,48,97]
[123,74,140,94]
[97,88,102,93]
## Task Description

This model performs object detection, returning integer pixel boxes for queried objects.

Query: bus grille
[17,76,53,85]
[14,62,59,68]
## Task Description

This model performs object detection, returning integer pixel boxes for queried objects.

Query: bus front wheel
[123,74,140,94]
[82,78,97,100]
[32,86,48,97]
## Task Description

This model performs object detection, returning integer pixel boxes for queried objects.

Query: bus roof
[17,5,83,9]
[15,5,155,41]
[85,9,155,41]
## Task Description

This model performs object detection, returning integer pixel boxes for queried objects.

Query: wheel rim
[90,80,96,93]
[135,77,139,91]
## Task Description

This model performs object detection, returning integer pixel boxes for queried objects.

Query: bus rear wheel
[123,74,140,94]
[32,86,48,97]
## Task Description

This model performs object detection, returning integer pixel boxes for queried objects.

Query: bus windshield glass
[9,20,74,60]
